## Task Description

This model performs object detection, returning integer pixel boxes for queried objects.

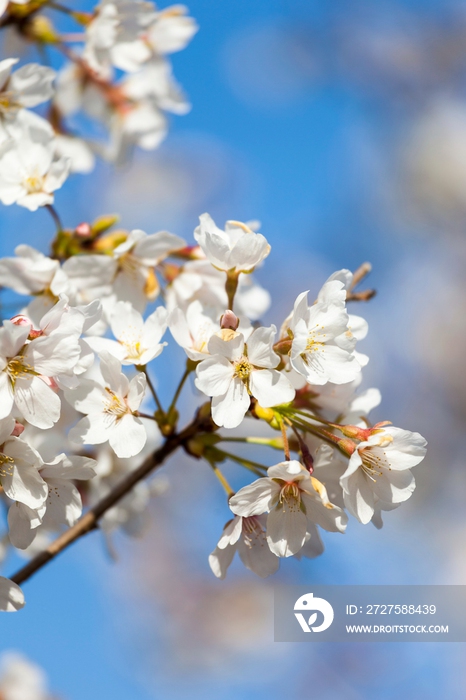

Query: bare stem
[10,409,213,586]
[279,417,291,460]
[46,204,63,233]
[140,367,164,414]
[167,363,192,416]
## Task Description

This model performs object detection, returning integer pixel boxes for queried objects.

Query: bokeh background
[1,0,466,697]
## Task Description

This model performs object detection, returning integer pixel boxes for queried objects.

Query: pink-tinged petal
[14,376,60,429]
[246,325,279,368]
[249,368,295,408]
[211,378,250,428]
[208,543,236,579]
[109,414,146,458]
[229,478,274,517]
[0,577,25,612]
[266,502,308,557]
[195,356,233,397]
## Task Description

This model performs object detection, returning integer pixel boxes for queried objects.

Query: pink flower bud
[10,314,32,328]
[75,222,92,238]
[220,310,239,330]
[11,421,24,437]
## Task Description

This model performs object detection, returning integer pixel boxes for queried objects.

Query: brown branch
[10,406,214,587]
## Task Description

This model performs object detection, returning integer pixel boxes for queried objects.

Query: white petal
[0,577,25,612]
[211,379,250,428]
[229,478,274,517]
[266,503,308,557]
[249,368,295,408]
[109,414,146,458]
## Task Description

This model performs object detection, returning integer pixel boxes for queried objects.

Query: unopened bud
[11,422,24,437]
[75,222,92,238]
[220,310,239,330]
[10,314,32,328]
[337,438,357,456]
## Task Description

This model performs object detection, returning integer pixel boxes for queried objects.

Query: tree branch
[10,406,214,587]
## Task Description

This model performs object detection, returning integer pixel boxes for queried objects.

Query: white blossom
[86,301,168,365]
[340,426,427,524]
[0,134,69,211]
[66,352,148,458]
[288,289,362,386]
[195,326,295,428]
[209,515,279,579]
[229,460,347,557]
[194,213,271,273]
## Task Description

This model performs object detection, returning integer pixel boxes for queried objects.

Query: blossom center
[278,481,302,512]
[0,453,14,478]
[24,173,45,194]
[103,387,129,418]
[360,446,391,481]
[233,356,252,382]
[5,357,37,385]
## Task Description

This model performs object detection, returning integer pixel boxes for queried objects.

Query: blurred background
[1,0,466,697]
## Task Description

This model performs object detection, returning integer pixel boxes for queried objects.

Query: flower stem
[207,459,234,497]
[216,449,268,476]
[141,367,164,414]
[279,417,291,460]
[167,363,192,416]
[46,204,63,234]
[225,271,239,310]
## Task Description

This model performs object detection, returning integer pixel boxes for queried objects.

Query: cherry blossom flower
[0,417,47,511]
[62,229,186,312]
[0,59,55,139]
[66,351,148,458]
[288,290,362,385]
[0,134,70,211]
[195,326,295,428]
[194,213,271,273]
[209,514,279,579]
[0,320,81,428]
[168,300,218,361]
[229,460,347,557]
[340,426,427,524]
[8,454,96,550]
[86,301,168,365]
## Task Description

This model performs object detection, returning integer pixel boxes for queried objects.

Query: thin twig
[10,409,213,586]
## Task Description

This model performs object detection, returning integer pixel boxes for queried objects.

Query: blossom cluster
[0,0,196,211]
[0,1,427,614]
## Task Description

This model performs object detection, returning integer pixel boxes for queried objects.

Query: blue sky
[1,1,466,698]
